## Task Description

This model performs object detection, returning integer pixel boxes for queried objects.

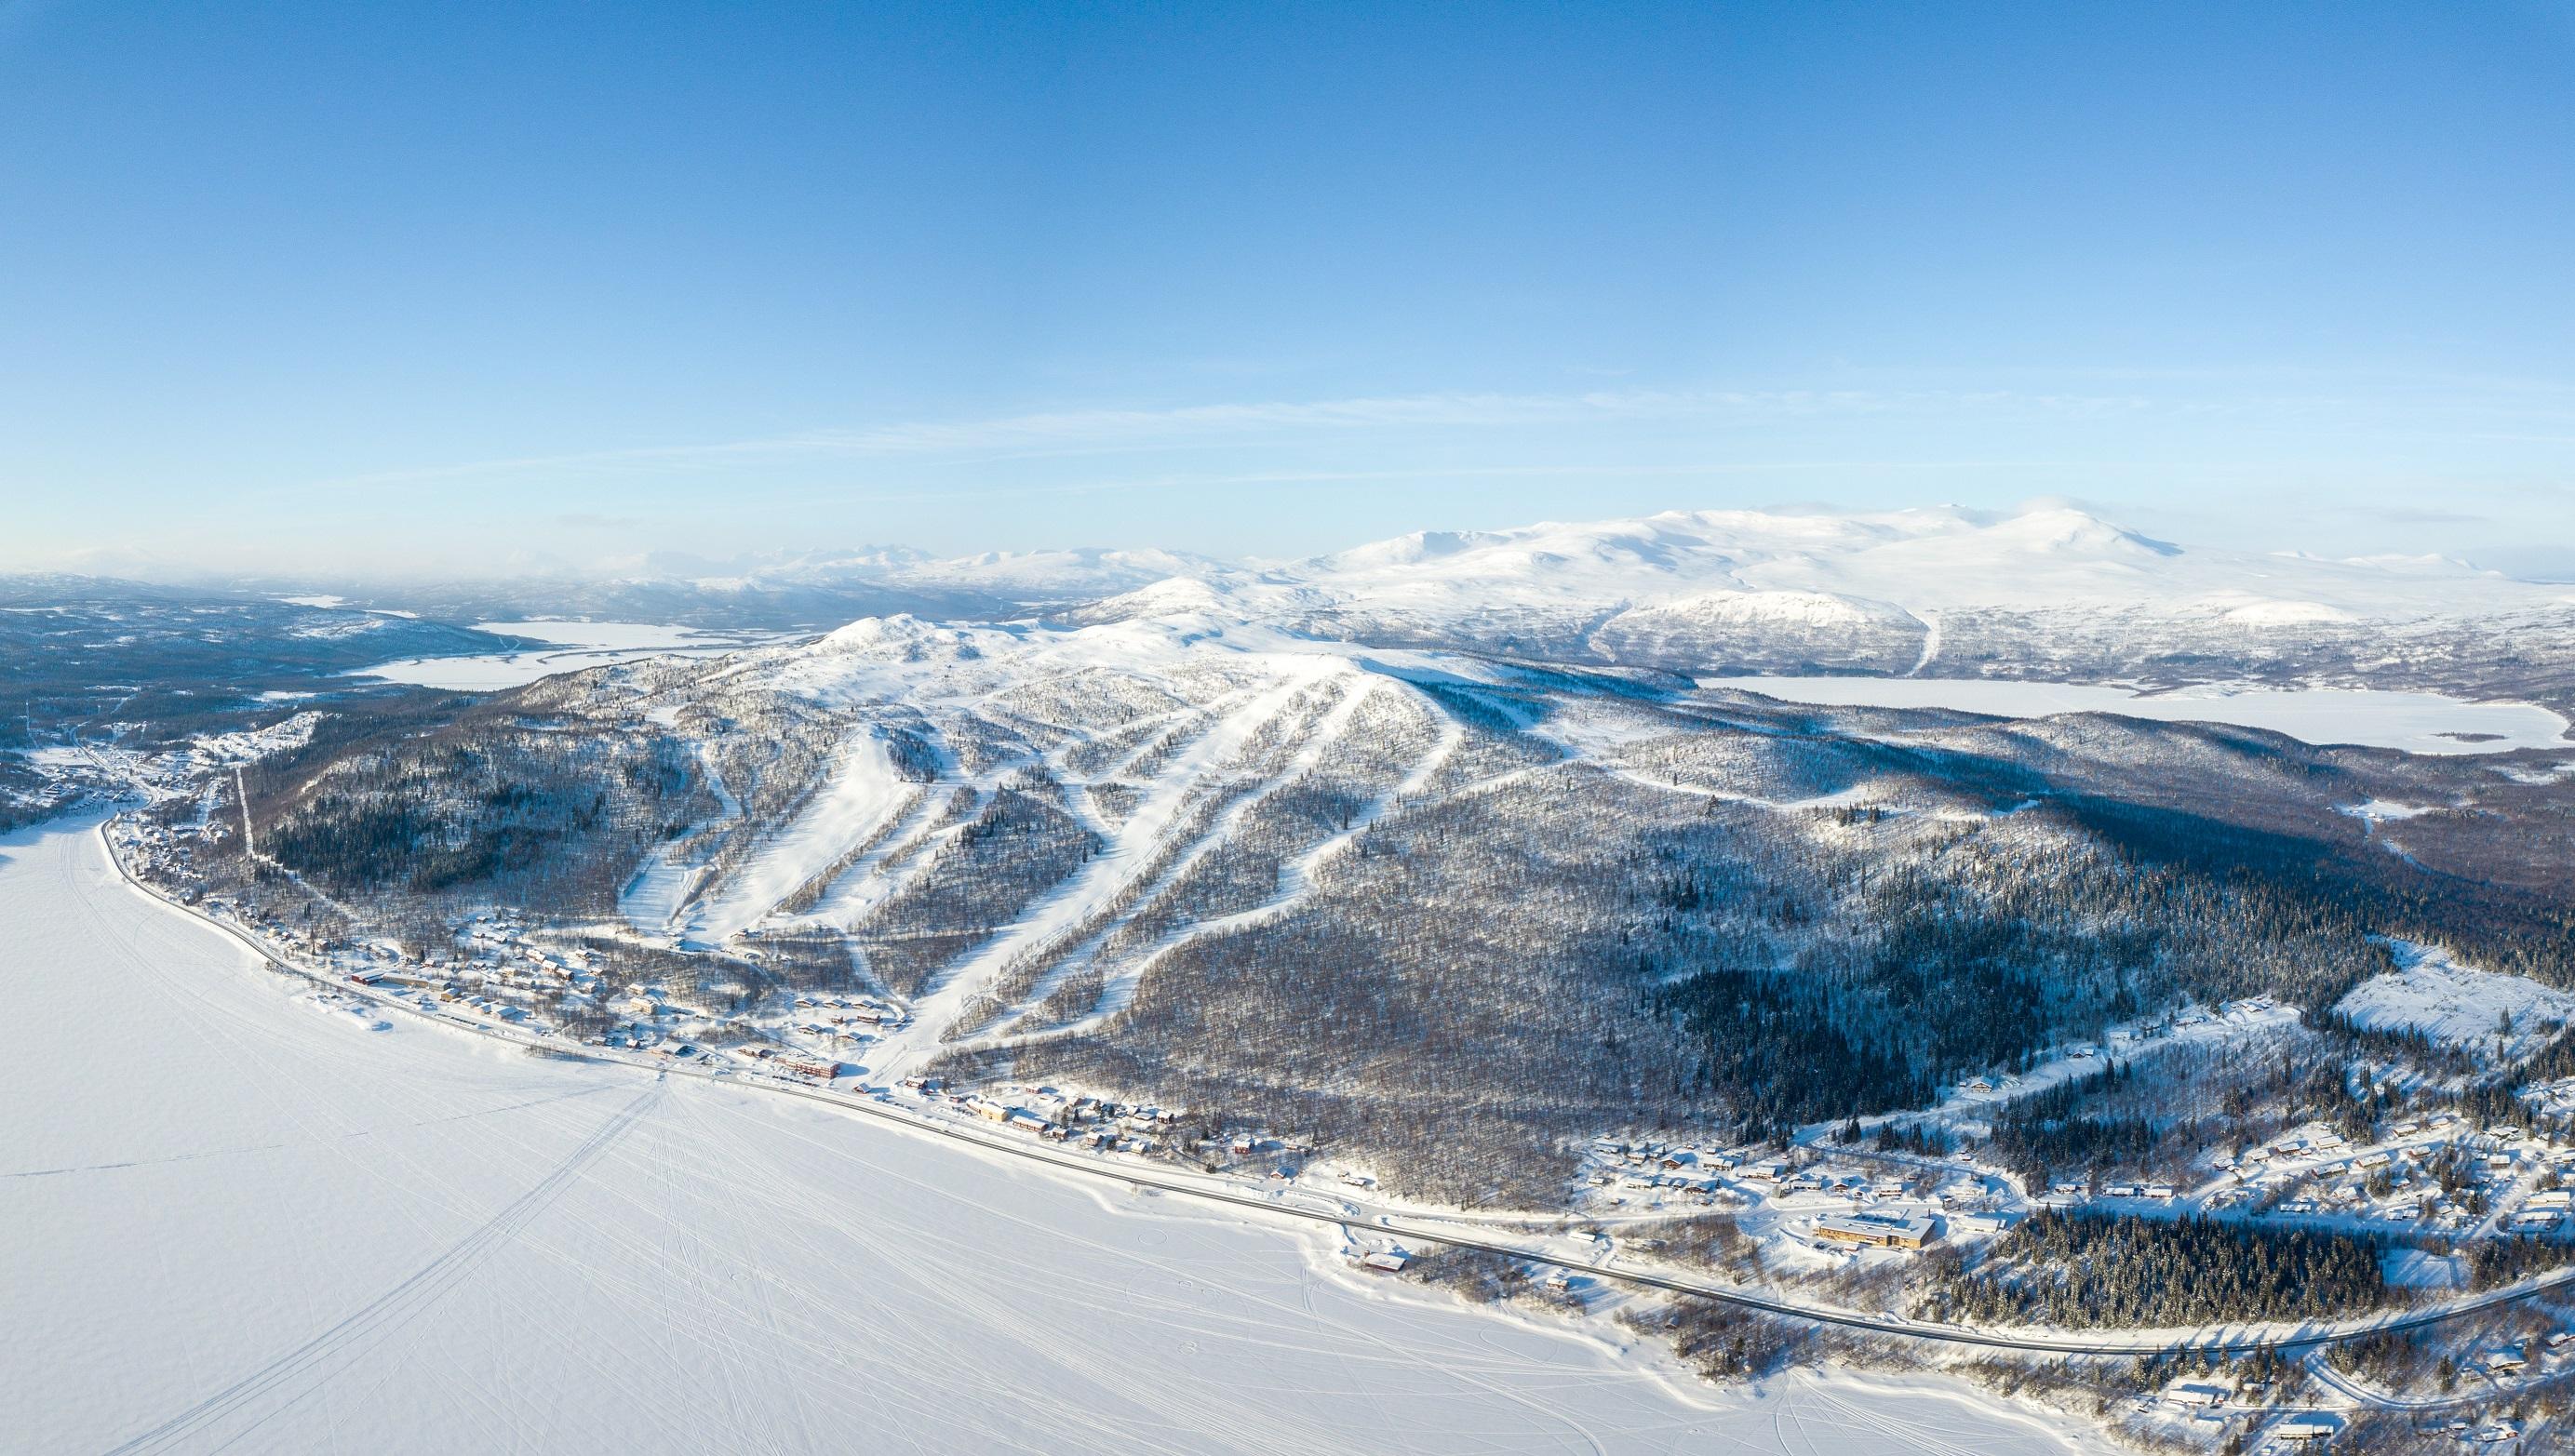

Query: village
[105,804,2575,1453]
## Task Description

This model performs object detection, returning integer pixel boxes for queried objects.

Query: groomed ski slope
[0,814,2106,1456]
[686,730,909,944]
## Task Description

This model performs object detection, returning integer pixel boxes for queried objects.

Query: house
[1360,1251,1407,1273]
[2166,1383,2227,1409]
[2483,1347,2528,1375]
[2273,1419,2334,1444]
[1815,1212,1935,1249]
[1952,1211,2014,1236]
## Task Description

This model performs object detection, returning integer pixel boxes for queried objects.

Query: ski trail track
[618,739,742,939]
[867,668,1336,1076]
[688,730,907,942]
[1906,609,1942,677]
[967,676,1388,1042]
[102,1082,664,1456]
[1006,691,1467,1045]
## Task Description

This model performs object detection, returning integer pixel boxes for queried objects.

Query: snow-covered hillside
[1,815,2103,1454]
[2334,940,2575,1063]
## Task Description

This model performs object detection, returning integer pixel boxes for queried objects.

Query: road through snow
[0,813,2109,1455]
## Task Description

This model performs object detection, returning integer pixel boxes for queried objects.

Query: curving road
[94,814,2575,1376]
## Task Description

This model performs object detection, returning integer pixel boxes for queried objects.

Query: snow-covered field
[356,619,800,690]
[1697,676,2571,755]
[0,814,2104,1455]
[2333,940,2575,1062]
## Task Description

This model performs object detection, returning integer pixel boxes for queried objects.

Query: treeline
[1652,964,1933,1135]
[2466,1233,2575,1291]
[1920,1210,2392,1329]
[1985,1062,2160,1181]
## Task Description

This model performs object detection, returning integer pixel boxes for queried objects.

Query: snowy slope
[2333,940,2575,1062]
[684,730,909,943]
[0,815,2105,1455]
[1225,504,2559,629]
[1012,503,2575,690]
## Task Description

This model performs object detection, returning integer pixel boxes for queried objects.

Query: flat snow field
[0,816,2104,1456]
[356,619,797,691]
[1698,676,2571,755]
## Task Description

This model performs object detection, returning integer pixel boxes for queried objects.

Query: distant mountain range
[19,503,2575,702]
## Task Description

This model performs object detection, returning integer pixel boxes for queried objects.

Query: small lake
[355,619,804,690]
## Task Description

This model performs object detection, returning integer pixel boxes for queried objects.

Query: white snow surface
[1695,677,2570,755]
[2334,940,2575,1062]
[1102,503,2565,630]
[0,815,2105,1455]
[356,619,798,690]
[684,731,908,944]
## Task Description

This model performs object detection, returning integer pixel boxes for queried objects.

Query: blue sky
[2,0,2570,579]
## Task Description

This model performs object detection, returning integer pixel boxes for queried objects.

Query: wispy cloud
[317,386,2164,490]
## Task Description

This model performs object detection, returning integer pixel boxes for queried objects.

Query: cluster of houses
[2206,1115,2575,1235]
[897,1080,1180,1155]
[780,993,906,1047]
[1573,1137,2024,1260]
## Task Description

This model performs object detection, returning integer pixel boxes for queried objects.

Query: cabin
[1360,1251,1407,1273]
[2166,1383,2227,1409]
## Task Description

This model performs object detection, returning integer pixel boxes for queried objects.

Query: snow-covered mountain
[230,501,2575,693]
[1051,504,2575,693]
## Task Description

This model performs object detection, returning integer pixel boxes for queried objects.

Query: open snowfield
[356,620,799,690]
[0,814,2105,1455]
[1697,676,2571,755]
[2333,940,2575,1063]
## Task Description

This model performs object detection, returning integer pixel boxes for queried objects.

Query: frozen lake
[0,814,2106,1455]
[1699,676,2571,755]
[356,619,803,690]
